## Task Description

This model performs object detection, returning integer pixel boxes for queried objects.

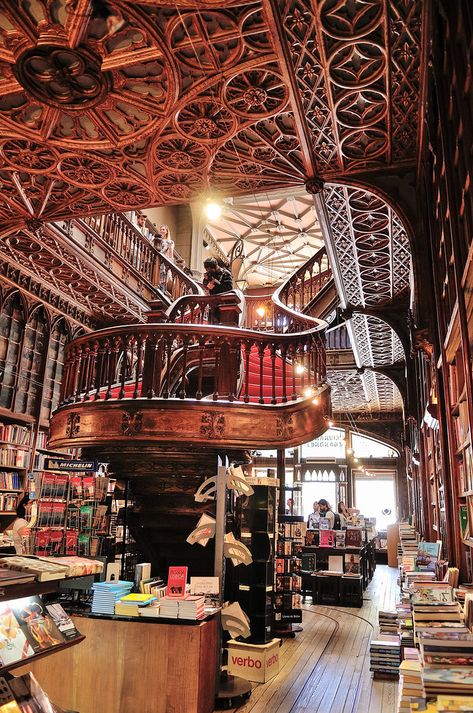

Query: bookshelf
[0,419,32,517]
[274,515,303,632]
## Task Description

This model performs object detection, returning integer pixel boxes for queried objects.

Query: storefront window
[355,478,397,529]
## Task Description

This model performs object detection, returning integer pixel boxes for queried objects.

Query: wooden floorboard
[219,565,399,713]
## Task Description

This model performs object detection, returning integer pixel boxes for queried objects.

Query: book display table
[17,612,219,713]
[301,544,371,606]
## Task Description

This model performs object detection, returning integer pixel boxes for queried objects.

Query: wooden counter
[16,613,219,713]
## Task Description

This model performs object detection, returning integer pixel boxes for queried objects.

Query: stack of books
[419,630,473,667]
[379,610,398,634]
[436,694,473,711]
[369,636,401,679]
[115,593,157,617]
[91,581,133,615]
[422,667,473,698]
[397,659,425,713]
[159,598,179,619]
[177,595,205,620]
[413,600,464,643]
[158,595,206,620]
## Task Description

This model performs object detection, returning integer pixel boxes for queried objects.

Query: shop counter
[16,611,219,713]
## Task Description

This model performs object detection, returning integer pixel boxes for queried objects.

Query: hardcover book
[345,528,363,548]
[319,529,335,547]
[45,603,80,641]
[345,553,361,574]
[335,531,346,548]
[166,566,188,598]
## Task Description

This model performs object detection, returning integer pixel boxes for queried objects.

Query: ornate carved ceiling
[0,222,149,324]
[0,0,423,231]
[320,183,410,414]
[328,368,404,415]
[204,189,324,287]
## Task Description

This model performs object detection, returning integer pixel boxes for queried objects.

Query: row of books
[0,446,28,468]
[0,422,30,446]
[0,555,104,580]
[35,473,108,501]
[0,471,22,490]
[34,501,108,529]
[305,528,363,548]
[31,529,104,557]
[0,493,19,511]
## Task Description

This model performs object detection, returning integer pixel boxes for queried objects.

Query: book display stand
[274,515,303,637]
[31,462,111,558]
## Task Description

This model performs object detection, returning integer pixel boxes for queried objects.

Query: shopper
[202,257,233,323]
[318,499,336,529]
[307,501,320,529]
[285,498,294,515]
[160,225,175,261]
[9,493,31,554]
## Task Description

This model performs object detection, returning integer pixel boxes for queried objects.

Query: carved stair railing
[79,213,203,302]
[272,245,336,323]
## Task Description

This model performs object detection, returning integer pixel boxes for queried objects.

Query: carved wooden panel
[0,0,423,228]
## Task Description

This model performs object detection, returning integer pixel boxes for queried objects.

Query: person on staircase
[202,257,233,323]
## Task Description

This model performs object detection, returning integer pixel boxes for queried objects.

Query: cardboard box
[227,638,281,683]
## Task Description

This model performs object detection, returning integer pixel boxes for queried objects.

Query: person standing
[307,501,320,529]
[160,225,175,261]
[318,499,335,529]
[9,494,31,555]
[202,257,233,323]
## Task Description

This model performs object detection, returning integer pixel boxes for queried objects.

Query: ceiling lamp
[312,397,319,406]
[204,198,222,221]
[255,306,266,318]
[303,387,314,398]
[295,364,305,375]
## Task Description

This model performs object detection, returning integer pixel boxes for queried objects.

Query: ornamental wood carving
[0,0,423,228]
[48,387,331,450]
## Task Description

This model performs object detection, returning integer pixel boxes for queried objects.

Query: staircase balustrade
[80,213,201,301]
[59,323,326,407]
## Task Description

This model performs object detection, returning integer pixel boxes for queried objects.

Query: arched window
[41,318,70,423]
[0,292,25,410]
[14,306,49,416]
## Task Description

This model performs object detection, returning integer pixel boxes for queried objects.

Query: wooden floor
[222,565,399,713]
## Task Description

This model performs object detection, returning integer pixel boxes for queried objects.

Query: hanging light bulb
[303,387,314,398]
[327,419,334,428]
[256,306,266,318]
[204,198,222,221]
[346,448,354,455]
[295,364,305,375]
[312,397,320,406]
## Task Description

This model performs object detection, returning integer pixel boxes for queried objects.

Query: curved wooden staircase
[49,246,335,575]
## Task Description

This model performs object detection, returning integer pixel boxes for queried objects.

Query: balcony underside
[49,386,331,451]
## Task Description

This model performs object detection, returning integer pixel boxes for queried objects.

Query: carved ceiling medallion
[15,46,108,111]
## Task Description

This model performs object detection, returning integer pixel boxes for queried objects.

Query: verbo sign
[231,653,279,669]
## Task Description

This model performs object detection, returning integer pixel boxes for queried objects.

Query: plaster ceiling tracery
[204,190,325,287]
[328,368,404,415]
[0,0,423,229]
[350,313,405,367]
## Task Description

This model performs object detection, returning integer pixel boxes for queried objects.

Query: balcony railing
[59,322,326,407]
[79,213,202,302]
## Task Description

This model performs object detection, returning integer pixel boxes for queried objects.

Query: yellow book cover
[119,594,154,603]
[437,695,473,710]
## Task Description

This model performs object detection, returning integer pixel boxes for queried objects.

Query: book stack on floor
[397,658,425,713]
[91,580,133,615]
[379,610,399,635]
[411,584,465,643]
[115,593,157,617]
[398,601,415,648]
[369,636,402,679]
[420,630,473,703]
[436,694,473,711]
